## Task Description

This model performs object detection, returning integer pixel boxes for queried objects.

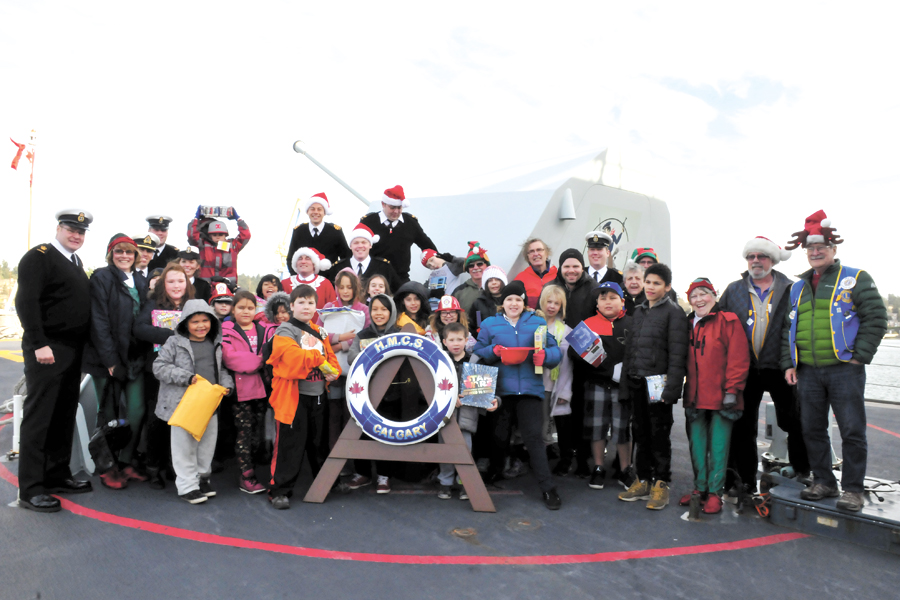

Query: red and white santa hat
[742,236,791,265]
[303,192,333,215]
[350,223,380,245]
[785,209,844,250]
[382,185,409,209]
[291,247,332,274]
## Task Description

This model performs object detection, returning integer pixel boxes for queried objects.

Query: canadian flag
[10,138,25,170]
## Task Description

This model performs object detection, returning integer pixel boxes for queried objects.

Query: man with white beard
[718,237,810,498]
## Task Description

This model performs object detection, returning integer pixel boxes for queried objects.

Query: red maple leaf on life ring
[438,378,454,392]
[349,381,365,396]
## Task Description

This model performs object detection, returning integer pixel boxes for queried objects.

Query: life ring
[345,332,457,446]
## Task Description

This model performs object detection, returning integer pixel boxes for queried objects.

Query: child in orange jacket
[266,284,341,510]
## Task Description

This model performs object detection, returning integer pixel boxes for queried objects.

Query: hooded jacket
[152,299,234,421]
[348,294,400,365]
[262,291,291,330]
[222,319,271,402]
[394,280,431,334]
[684,304,751,411]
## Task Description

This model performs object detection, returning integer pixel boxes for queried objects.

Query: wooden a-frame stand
[303,333,496,512]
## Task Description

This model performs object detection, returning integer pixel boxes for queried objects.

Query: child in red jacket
[681,278,750,514]
[187,205,250,283]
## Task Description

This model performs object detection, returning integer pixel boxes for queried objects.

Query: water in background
[867,340,900,403]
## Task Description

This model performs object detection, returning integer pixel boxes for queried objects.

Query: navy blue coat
[82,267,144,378]
[473,310,561,398]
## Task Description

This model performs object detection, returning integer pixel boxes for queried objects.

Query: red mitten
[533,349,545,366]
[493,345,506,357]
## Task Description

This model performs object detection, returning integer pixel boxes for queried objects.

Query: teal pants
[687,409,733,494]
[94,375,145,465]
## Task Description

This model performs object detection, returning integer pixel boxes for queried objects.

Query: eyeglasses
[112,249,134,255]
[805,244,831,254]
[746,254,770,261]
[469,261,486,268]
[61,225,86,236]
[526,248,545,255]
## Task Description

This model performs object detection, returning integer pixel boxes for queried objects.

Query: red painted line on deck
[0,458,808,565]
[868,423,900,440]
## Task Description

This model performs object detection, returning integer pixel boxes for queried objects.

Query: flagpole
[27,130,36,250]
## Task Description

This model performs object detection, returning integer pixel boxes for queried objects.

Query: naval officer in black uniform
[15,209,95,512]
[358,185,438,283]
[323,223,402,291]
[285,193,350,278]
[146,215,179,271]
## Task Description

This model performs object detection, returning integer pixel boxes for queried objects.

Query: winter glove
[230,207,240,220]
[720,407,743,421]
[493,344,506,357]
[533,349,545,367]
[684,407,701,423]
[723,393,738,409]
[195,205,203,219]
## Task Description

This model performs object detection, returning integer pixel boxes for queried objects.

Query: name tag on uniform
[217,241,231,252]
[747,317,754,327]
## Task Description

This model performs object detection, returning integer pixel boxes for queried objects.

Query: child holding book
[266,285,341,510]
[436,323,498,500]
[222,290,271,494]
[153,300,234,504]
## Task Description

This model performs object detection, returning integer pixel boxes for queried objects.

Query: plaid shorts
[583,381,632,444]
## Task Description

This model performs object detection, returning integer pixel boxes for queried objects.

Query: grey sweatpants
[438,430,473,486]
[171,417,218,496]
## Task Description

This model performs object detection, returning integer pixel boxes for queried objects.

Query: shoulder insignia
[617,270,623,275]
[409,214,418,219]
[37,245,47,253]
[171,246,180,252]
[294,222,308,230]
[334,224,341,230]
[382,258,390,263]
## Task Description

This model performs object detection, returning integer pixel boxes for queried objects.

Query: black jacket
[622,296,689,403]
[15,243,91,350]
[82,267,141,378]
[323,256,402,292]
[147,243,180,272]
[360,212,437,282]
[286,222,351,277]
[719,270,792,371]
[468,289,501,336]
[549,271,598,329]
[192,277,211,302]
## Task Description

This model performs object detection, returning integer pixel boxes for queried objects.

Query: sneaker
[617,465,638,490]
[552,455,572,476]
[347,474,372,490]
[437,485,452,500]
[836,491,865,512]
[269,495,290,510]
[543,488,562,510]
[588,466,607,489]
[376,476,391,494]
[121,466,148,482]
[679,490,706,506]
[331,481,352,495]
[702,494,723,514]
[459,487,469,501]
[799,482,840,501]
[619,479,651,502]
[574,460,591,479]
[646,480,669,510]
[100,468,128,490]
[503,457,528,479]
[147,468,165,490]
[199,478,216,497]
[180,489,207,504]
[239,470,266,495]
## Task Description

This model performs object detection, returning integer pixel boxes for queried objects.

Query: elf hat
[304,192,333,215]
[630,247,658,263]
[435,295,462,312]
[292,247,332,274]
[382,185,409,208]
[481,265,508,290]
[464,241,490,271]
[785,210,844,250]
[742,236,791,265]
[350,223,380,245]
[686,277,717,298]
[210,282,234,304]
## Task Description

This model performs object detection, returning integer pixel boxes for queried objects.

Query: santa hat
[291,247,332,274]
[464,241,490,270]
[350,223,380,245]
[303,192,333,215]
[210,282,234,303]
[481,265,508,290]
[382,185,409,208]
[785,209,844,250]
[742,236,791,265]
[421,248,438,267]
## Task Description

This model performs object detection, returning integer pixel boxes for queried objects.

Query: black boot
[147,467,165,490]
[552,450,574,476]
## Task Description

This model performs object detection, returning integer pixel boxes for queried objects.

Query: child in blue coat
[473,280,562,510]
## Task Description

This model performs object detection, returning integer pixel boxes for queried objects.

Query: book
[150,310,181,351]
[459,363,498,409]
[646,374,667,403]
[565,321,606,367]
[534,325,546,375]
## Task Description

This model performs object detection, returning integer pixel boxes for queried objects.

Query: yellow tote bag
[168,375,228,441]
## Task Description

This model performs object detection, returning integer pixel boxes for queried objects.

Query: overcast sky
[2,1,898,295]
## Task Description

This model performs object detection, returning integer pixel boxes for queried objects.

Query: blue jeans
[796,363,867,492]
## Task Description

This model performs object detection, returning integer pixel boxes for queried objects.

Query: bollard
[11,394,24,456]
[688,492,702,521]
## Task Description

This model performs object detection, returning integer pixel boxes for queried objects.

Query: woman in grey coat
[153,300,234,504]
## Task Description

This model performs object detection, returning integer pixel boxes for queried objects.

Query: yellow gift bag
[168,375,228,441]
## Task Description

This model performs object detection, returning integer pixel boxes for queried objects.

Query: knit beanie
[499,280,528,305]
[558,248,585,267]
